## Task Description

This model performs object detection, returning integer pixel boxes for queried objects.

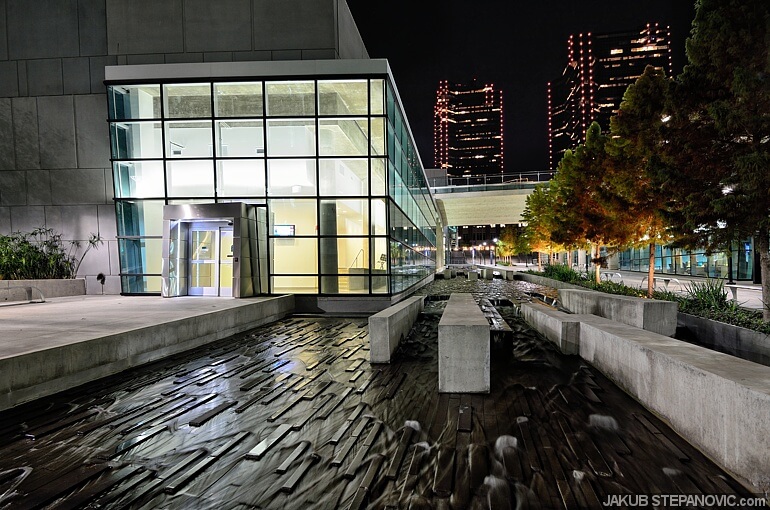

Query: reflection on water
[0,279,758,509]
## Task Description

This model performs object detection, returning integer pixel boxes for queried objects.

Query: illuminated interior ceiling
[435,188,534,227]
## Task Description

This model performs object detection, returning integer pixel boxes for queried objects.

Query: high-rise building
[434,80,504,181]
[548,23,672,170]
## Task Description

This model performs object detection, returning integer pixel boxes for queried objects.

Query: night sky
[346,1,696,172]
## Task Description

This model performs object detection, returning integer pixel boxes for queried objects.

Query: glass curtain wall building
[105,60,439,298]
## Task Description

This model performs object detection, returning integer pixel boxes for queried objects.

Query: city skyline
[346,1,695,171]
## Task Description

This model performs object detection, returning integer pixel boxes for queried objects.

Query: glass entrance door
[189,223,233,296]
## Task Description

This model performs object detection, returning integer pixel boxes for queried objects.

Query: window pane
[165,121,213,158]
[265,81,315,116]
[110,122,163,159]
[217,160,266,197]
[370,117,385,156]
[271,276,318,294]
[319,200,368,236]
[116,200,164,237]
[372,158,386,195]
[118,238,163,275]
[318,80,368,115]
[214,82,263,117]
[318,159,368,196]
[216,119,264,157]
[166,160,214,197]
[372,237,388,271]
[321,276,369,294]
[372,198,386,235]
[108,85,161,119]
[319,119,368,156]
[271,238,317,274]
[114,161,164,198]
[269,198,317,236]
[121,275,162,293]
[266,119,316,156]
[370,79,384,115]
[267,159,316,196]
[164,83,211,118]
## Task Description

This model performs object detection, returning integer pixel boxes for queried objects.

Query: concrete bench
[0,285,46,304]
[578,317,770,493]
[522,304,770,492]
[438,293,490,393]
[519,302,591,355]
[368,295,425,363]
[558,288,677,337]
[724,284,759,303]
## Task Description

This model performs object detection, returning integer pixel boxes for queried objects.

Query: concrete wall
[513,272,586,291]
[0,0,368,294]
[559,288,678,337]
[678,312,770,367]
[0,278,85,300]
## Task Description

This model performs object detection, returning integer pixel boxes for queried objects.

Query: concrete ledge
[0,278,85,300]
[438,293,490,393]
[513,272,586,290]
[678,312,770,367]
[559,288,677,337]
[0,295,294,411]
[519,302,592,355]
[578,317,770,492]
[368,295,425,364]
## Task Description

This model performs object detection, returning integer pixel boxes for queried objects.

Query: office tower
[434,80,504,181]
[548,24,672,170]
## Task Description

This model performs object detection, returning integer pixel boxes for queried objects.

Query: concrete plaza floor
[0,279,761,509]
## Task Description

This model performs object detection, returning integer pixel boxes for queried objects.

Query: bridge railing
[428,171,554,188]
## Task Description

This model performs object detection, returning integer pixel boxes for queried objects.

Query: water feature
[0,278,758,509]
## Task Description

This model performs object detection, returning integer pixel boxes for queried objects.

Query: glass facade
[107,75,438,295]
[618,240,755,281]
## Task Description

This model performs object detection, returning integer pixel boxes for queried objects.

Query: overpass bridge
[429,171,553,227]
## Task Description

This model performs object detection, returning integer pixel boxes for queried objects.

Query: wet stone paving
[0,278,760,509]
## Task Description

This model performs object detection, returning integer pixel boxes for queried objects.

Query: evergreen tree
[665,0,770,319]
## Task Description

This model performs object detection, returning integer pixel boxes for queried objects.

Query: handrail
[1,285,46,303]
[349,249,365,269]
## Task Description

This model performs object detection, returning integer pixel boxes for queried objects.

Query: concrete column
[320,201,338,293]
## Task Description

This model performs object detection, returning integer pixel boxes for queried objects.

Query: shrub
[541,264,588,284]
[0,228,102,280]
[528,266,770,333]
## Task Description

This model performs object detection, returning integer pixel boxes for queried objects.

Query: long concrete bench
[558,288,677,337]
[580,318,770,493]
[521,302,770,493]
[438,293,490,393]
[368,295,425,363]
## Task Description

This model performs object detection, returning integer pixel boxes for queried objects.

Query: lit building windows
[107,67,438,297]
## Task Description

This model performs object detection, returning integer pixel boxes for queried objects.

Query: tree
[522,183,565,271]
[608,66,675,297]
[664,0,770,319]
[496,225,529,264]
[550,122,638,283]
